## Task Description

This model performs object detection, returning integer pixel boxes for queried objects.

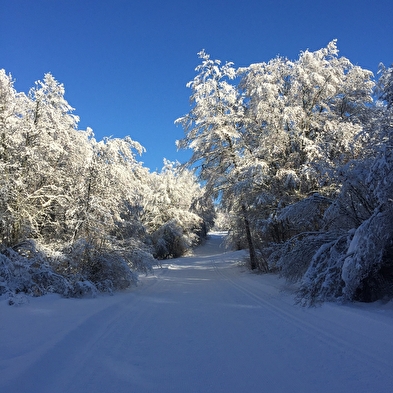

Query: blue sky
[1,0,392,171]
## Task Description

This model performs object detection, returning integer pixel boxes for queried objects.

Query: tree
[177,42,375,271]
[238,40,373,202]
[0,70,156,297]
[289,61,393,304]
[176,50,260,269]
[141,160,207,259]
[0,70,40,246]
[377,63,393,109]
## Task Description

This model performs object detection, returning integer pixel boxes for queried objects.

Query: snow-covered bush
[56,239,139,293]
[0,240,72,298]
[152,220,193,259]
[341,206,393,302]
[296,128,393,304]
[296,232,352,305]
[272,230,344,284]
[0,238,143,300]
[297,207,393,305]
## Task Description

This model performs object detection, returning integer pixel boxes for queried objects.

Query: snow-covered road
[1,232,393,393]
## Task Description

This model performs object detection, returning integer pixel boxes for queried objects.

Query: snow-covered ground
[1,232,392,393]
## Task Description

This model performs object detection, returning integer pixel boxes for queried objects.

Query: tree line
[0,71,213,301]
[2,40,392,305]
[176,40,393,304]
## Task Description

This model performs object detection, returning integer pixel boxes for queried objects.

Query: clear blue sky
[1,0,392,171]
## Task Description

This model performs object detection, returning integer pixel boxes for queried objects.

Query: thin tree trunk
[242,204,257,270]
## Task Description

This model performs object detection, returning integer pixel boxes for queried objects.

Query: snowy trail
[1,233,393,393]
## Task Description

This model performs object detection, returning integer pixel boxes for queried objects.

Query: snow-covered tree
[295,63,393,304]
[377,63,393,109]
[176,50,261,269]
[0,71,156,297]
[141,160,207,259]
[1,68,214,299]
[176,41,393,304]
[239,40,373,203]
[177,42,375,272]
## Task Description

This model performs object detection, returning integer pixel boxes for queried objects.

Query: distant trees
[177,42,393,304]
[0,71,212,300]
[2,42,391,305]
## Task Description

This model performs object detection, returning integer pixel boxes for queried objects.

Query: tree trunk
[242,204,257,270]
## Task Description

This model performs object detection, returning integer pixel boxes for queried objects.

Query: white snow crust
[1,232,392,393]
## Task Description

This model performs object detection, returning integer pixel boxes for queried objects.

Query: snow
[1,232,392,393]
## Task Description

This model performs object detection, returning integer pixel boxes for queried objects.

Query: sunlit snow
[1,232,392,393]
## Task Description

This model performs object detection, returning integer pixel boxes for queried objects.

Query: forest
[1,41,392,305]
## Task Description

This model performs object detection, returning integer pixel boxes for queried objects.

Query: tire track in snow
[2,233,392,393]
[210,258,393,373]
[0,274,165,393]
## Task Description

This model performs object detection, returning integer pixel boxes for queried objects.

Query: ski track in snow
[1,232,393,393]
